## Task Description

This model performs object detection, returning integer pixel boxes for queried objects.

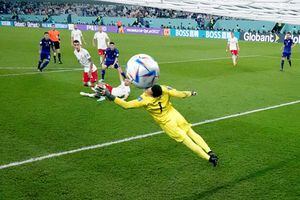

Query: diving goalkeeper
[103,84,218,166]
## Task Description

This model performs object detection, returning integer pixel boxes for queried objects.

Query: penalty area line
[1,99,300,170]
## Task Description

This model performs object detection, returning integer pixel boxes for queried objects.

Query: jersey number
[158,102,163,113]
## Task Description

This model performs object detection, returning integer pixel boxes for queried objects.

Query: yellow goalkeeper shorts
[159,108,191,142]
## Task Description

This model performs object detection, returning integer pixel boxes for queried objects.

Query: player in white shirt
[226,32,240,66]
[71,25,85,46]
[93,26,110,64]
[73,40,98,87]
[80,73,131,102]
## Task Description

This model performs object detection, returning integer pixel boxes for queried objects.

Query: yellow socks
[187,128,211,153]
[182,135,210,160]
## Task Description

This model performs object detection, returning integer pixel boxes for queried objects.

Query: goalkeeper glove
[191,91,197,96]
[104,88,116,101]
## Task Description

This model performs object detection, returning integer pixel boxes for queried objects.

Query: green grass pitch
[0,26,299,199]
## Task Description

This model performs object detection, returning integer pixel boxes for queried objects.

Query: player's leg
[232,54,237,66]
[57,49,62,64]
[186,128,211,153]
[160,123,210,160]
[281,52,288,71]
[39,54,51,71]
[287,54,292,67]
[230,50,234,66]
[182,135,210,160]
[53,51,57,63]
[38,54,44,70]
[235,51,239,64]
[53,41,62,64]
[83,72,90,87]
[115,63,126,79]
[101,54,105,65]
[172,107,212,153]
[100,64,107,82]
[98,49,104,65]
[80,92,96,98]
[90,70,98,87]
[40,59,50,71]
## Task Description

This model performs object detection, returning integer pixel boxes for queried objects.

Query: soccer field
[0,27,300,199]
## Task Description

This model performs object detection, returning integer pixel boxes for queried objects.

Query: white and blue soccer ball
[126,54,160,89]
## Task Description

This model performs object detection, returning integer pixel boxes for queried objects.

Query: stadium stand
[281,24,300,34]
[2,1,299,33]
[214,19,276,33]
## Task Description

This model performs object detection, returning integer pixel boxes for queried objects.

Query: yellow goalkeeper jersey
[114,85,192,124]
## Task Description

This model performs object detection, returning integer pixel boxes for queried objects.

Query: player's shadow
[178,159,295,200]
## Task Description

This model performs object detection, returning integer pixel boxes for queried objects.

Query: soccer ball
[126,54,160,89]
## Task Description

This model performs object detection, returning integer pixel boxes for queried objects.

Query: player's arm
[118,70,124,83]
[166,86,197,98]
[236,42,240,51]
[88,57,94,74]
[114,98,145,109]
[104,90,145,109]
[113,57,118,66]
[122,94,129,100]
[106,35,110,47]
[226,43,229,52]
[38,40,43,54]
[81,32,86,45]
[51,41,56,53]
[71,31,74,45]
[113,50,119,65]
[58,32,61,42]
[93,34,97,47]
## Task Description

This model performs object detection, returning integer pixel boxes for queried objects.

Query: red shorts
[98,49,106,56]
[104,83,113,93]
[230,50,238,56]
[83,70,98,83]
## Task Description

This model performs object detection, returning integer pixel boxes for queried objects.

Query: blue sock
[121,72,126,79]
[40,60,49,71]
[281,60,284,70]
[101,69,106,79]
[38,60,42,69]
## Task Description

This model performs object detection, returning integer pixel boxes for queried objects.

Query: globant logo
[243,32,279,43]
[14,22,26,27]
[291,35,300,44]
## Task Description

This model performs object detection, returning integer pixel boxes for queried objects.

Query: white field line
[0,67,81,70]
[0,55,261,77]
[262,55,300,60]
[1,99,299,170]
[0,69,82,77]
[159,54,261,64]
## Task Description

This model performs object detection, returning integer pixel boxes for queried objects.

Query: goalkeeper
[103,84,218,166]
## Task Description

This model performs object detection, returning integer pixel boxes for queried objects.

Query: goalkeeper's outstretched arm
[114,98,145,109]
[104,89,145,109]
[167,87,197,98]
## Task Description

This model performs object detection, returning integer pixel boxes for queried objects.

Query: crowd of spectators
[0,1,244,31]
[0,1,226,20]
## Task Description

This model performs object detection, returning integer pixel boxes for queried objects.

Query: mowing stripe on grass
[0,55,261,77]
[1,99,299,170]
